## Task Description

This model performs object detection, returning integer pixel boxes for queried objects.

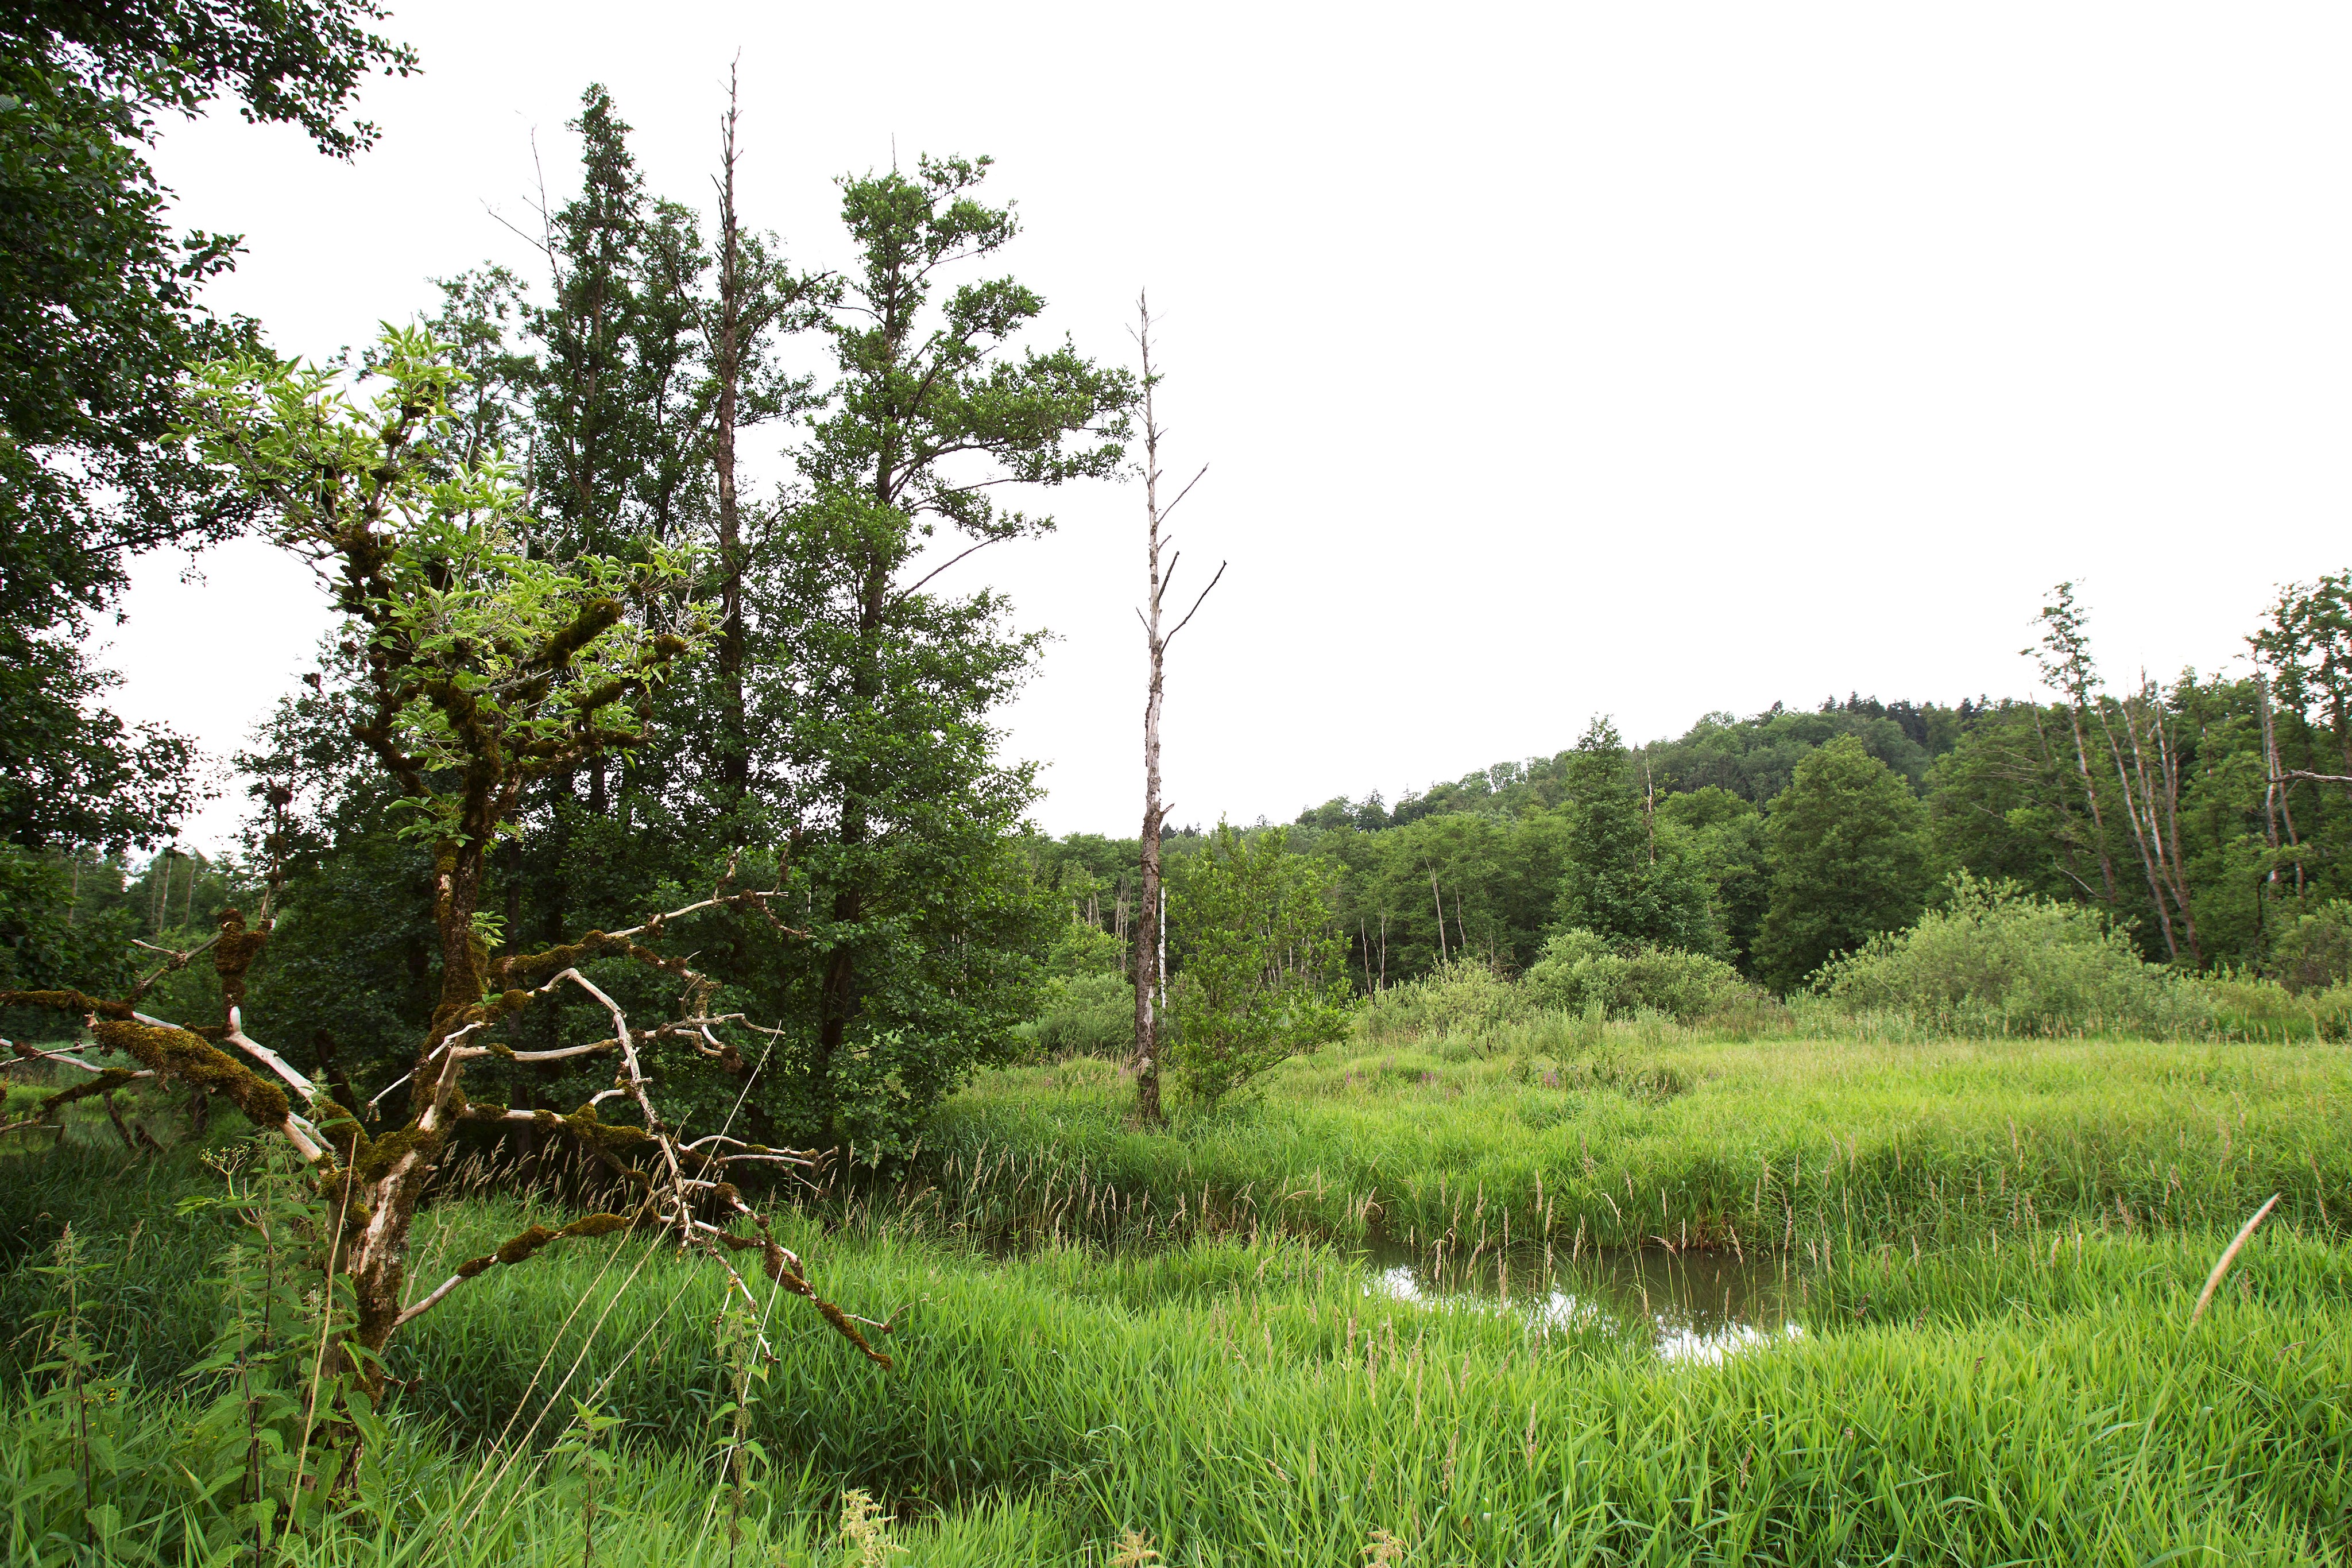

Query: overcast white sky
[107,2,2352,851]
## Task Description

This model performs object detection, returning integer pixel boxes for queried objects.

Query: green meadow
[6,1024,2349,1566]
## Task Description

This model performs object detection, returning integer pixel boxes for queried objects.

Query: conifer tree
[1554,718,1713,952]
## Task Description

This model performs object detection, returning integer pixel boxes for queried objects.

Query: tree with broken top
[1,325,888,1484]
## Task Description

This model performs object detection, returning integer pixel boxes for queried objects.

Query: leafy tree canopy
[1756,735,1929,989]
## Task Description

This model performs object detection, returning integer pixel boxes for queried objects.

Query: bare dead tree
[648,59,823,834]
[1130,292,1220,1125]
[2095,675,2201,967]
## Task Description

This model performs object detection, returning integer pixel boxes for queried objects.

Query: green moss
[92,1018,289,1129]
[0,989,133,1021]
[355,1123,444,1187]
[558,1212,633,1240]
[210,909,269,1019]
[495,1225,556,1265]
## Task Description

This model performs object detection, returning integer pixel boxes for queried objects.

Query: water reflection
[1365,1245,1804,1364]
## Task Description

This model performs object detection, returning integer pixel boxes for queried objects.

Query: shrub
[1359,960,1533,1044]
[1815,873,2207,1036]
[1032,972,1134,1058]
[1522,929,1748,1023]
[1167,825,1351,1106]
[2269,900,2352,995]
[2196,972,2352,1043]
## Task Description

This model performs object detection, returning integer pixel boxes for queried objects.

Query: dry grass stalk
[2191,1192,2280,1323]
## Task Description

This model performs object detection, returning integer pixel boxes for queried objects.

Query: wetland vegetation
[8,1018,2349,1565]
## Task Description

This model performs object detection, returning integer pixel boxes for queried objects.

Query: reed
[4,1211,2345,1564]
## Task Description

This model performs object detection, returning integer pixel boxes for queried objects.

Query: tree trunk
[1133,295,1173,1125]
[713,65,750,824]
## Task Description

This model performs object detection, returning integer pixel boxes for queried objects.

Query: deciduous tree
[1755,735,1928,989]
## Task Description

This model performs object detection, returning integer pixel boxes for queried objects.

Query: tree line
[1035,579,2352,1000]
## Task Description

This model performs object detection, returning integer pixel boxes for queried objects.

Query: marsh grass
[5,1027,2349,1564]
[5,1203,2346,1564]
[891,1033,2349,1257]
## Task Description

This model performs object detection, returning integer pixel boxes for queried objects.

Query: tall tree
[772,153,1135,1157]
[677,64,821,830]
[2028,583,2123,908]
[1129,293,1220,1125]
[1755,735,1928,989]
[1554,717,1714,952]
[0,1,413,850]
[2252,571,2352,787]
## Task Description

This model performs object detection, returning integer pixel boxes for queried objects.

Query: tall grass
[5,1185,2346,1565]
[894,1033,2350,1257]
[6,1019,2350,1565]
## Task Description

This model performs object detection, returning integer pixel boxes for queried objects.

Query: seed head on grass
[1110,1528,1162,1566]
[1363,1528,1407,1565]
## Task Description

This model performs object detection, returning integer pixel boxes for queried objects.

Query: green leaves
[184,324,716,837]
[1757,735,1929,991]
[1167,826,1352,1108]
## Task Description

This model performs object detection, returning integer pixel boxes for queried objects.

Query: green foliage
[0,2,412,852]
[1552,718,1716,952]
[741,151,1132,1156]
[1357,959,1532,1045]
[1032,972,1134,1059]
[1523,928,1748,1023]
[1658,787,1770,970]
[2252,571,2352,775]
[2268,899,2352,994]
[173,1140,382,1545]
[1756,735,1929,990]
[185,326,712,853]
[2195,973,2352,1043]
[0,847,138,1006]
[548,1397,625,1568]
[1166,825,1350,1106]
[18,1223,119,1550]
[1816,873,2208,1036]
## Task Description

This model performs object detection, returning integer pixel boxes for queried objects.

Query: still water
[1363,1244,1804,1364]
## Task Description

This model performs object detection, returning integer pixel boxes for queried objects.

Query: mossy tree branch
[0,328,888,1457]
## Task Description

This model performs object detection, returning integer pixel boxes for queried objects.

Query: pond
[1363,1242,1805,1364]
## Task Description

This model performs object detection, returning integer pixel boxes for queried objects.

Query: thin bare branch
[1165,559,1228,644]
[888,534,1006,608]
[1159,462,1210,523]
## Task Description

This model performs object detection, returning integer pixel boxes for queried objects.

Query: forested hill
[1035,582,2352,993]
[1295,694,1995,833]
